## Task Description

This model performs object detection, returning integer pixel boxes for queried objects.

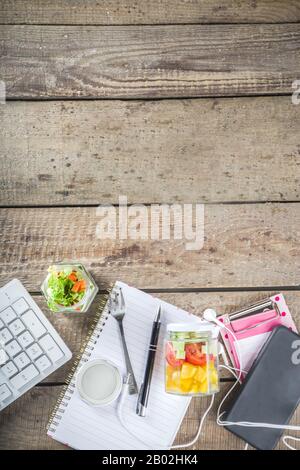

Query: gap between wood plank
[1,200,300,209]
[4,91,292,102]
[36,377,236,387]
[31,288,300,386]
[1,22,300,27]
[28,286,300,296]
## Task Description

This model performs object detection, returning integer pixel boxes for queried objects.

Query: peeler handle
[229,299,275,321]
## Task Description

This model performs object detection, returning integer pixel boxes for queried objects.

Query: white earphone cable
[170,394,215,449]
[211,314,300,450]
[282,436,300,450]
[214,322,244,428]
[117,309,300,450]
[117,380,156,449]
[117,375,215,450]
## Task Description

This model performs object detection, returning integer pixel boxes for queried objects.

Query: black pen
[136,305,162,417]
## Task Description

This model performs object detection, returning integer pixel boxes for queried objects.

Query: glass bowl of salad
[41,263,98,313]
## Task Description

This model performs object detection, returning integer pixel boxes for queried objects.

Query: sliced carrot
[72,281,81,292]
[72,280,86,292]
[68,272,77,282]
[79,280,86,292]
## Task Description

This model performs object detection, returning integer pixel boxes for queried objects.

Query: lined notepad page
[48,281,202,450]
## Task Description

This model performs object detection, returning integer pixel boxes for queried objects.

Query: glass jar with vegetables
[165,323,219,396]
[41,263,98,313]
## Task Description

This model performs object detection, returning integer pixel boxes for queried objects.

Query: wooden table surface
[0,0,300,450]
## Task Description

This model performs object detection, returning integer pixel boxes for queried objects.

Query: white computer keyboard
[0,279,72,411]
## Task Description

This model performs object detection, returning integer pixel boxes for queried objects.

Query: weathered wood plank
[0,204,299,290]
[0,382,298,449]
[1,24,299,99]
[1,1,300,25]
[0,386,66,449]
[177,383,300,450]
[35,291,300,383]
[2,292,300,448]
[1,97,300,205]
[0,384,240,450]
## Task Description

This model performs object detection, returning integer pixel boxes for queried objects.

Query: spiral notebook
[47,281,202,450]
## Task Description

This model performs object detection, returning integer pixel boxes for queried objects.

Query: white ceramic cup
[76,358,122,407]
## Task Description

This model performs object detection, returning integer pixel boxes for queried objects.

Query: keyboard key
[14,352,30,370]
[18,330,34,348]
[39,335,63,363]
[36,355,52,372]
[12,298,29,315]
[0,384,12,401]
[2,361,18,378]
[0,349,8,365]
[9,319,25,336]
[0,307,16,325]
[6,339,21,358]
[22,310,46,339]
[10,364,39,390]
[0,280,71,412]
[0,328,13,345]
[27,343,43,361]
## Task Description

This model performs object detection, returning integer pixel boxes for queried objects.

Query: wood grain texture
[1,0,300,25]
[1,382,299,449]
[0,203,299,290]
[2,291,300,449]
[1,24,300,99]
[0,386,66,450]
[0,384,240,450]
[35,291,300,383]
[1,97,300,205]
[175,383,300,450]
[0,384,245,450]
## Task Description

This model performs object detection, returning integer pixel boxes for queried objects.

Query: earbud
[203,308,217,322]
[203,308,225,329]
[203,308,223,327]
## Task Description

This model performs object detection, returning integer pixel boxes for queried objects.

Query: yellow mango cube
[194,365,207,384]
[172,369,181,387]
[198,379,208,394]
[181,362,198,380]
[166,364,173,379]
[180,377,194,393]
[190,382,201,394]
[166,375,173,391]
[210,368,218,386]
[166,366,182,392]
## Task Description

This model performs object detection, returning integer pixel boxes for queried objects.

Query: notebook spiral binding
[47,283,114,433]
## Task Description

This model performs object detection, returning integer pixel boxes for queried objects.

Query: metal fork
[110,287,138,395]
